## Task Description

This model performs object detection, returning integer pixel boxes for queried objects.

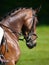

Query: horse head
[22,8,38,49]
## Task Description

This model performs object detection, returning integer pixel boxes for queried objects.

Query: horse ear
[35,5,41,13]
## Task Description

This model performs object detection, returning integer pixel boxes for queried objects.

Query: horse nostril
[33,43,36,46]
[26,42,37,49]
[26,36,29,40]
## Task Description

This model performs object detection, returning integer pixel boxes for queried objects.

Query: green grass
[16,26,49,65]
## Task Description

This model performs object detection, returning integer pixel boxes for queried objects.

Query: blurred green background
[0,0,49,65]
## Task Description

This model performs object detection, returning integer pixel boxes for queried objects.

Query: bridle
[24,14,38,42]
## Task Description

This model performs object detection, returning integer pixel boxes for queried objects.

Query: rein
[0,23,22,36]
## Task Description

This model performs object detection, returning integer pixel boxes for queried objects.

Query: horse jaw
[0,27,4,45]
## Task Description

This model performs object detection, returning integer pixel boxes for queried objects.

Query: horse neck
[1,16,24,39]
[1,8,33,38]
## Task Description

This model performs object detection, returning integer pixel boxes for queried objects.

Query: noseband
[25,32,38,43]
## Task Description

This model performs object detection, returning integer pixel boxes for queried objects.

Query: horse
[0,7,39,65]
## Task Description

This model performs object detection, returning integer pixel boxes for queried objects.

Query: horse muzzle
[26,39,36,49]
